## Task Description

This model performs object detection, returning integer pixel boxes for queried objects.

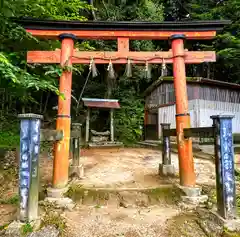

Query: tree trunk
[207,63,211,78]
[90,0,97,20]
[43,91,50,114]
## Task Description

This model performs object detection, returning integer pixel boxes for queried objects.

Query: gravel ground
[60,148,215,237]
[75,148,216,188]
[0,148,216,236]
[64,205,180,237]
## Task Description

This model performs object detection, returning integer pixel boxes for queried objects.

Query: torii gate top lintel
[15,18,230,65]
[15,18,230,40]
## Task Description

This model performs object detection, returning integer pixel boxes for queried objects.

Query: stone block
[158,164,175,176]
[177,185,202,197]
[28,226,59,237]
[181,195,208,205]
[44,197,75,211]
[4,221,24,237]
[70,164,84,179]
[47,187,68,199]
[210,210,240,232]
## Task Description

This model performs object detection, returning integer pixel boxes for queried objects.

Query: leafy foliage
[186,0,240,82]
[0,0,92,99]
[113,85,144,144]
[0,115,19,148]
[0,53,59,92]
[0,0,239,145]
[21,223,33,236]
[136,0,164,21]
[1,0,92,20]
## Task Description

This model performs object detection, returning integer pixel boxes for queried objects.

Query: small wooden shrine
[82,98,123,147]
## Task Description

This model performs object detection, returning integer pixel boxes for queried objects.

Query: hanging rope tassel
[89,57,98,78]
[145,61,151,79]
[107,59,116,79]
[161,58,168,77]
[124,58,132,77]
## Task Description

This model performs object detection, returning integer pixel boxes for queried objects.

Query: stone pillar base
[46,187,75,211]
[70,164,84,178]
[47,187,68,198]
[177,185,208,206]
[181,195,208,205]
[158,164,175,176]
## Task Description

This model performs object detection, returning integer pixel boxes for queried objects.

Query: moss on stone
[65,185,110,203]
[66,184,183,206]
[222,229,240,237]
[145,186,183,204]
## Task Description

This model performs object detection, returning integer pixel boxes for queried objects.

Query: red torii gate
[16,18,229,193]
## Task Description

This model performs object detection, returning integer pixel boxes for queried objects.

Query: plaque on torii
[15,18,230,191]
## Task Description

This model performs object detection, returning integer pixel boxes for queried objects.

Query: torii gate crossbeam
[16,18,230,194]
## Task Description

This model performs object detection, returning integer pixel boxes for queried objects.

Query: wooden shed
[144,77,240,140]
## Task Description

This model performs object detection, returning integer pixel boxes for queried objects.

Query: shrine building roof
[82,98,120,109]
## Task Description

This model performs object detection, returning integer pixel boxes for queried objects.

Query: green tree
[187,0,240,82]
[0,0,92,115]
[84,0,164,143]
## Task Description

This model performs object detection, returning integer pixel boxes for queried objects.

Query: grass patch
[0,115,19,149]
[0,167,18,179]
[0,131,19,149]
[222,228,240,237]
[0,223,9,231]
[20,223,33,236]
[41,211,66,236]
[0,194,19,205]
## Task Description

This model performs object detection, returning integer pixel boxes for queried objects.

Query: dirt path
[75,148,216,188]
[64,205,180,237]
[62,148,215,237]
[0,148,216,236]
[40,147,216,189]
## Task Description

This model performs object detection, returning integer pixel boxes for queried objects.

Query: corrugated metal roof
[82,98,120,109]
[144,77,240,97]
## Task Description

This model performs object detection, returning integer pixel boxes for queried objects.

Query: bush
[114,88,144,145]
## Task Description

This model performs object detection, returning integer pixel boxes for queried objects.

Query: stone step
[64,184,182,208]
[138,141,159,147]
[88,142,123,148]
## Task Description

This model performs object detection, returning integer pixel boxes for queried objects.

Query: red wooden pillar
[53,34,76,189]
[170,34,196,187]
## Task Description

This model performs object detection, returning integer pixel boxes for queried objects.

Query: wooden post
[159,123,175,176]
[170,34,195,187]
[161,123,171,166]
[53,33,76,189]
[71,123,81,167]
[110,109,114,142]
[211,115,236,219]
[18,113,43,222]
[86,108,90,143]
[71,123,84,178]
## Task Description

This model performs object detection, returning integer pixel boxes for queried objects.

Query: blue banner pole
[211,115,236,219]
[18,113,43,222]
